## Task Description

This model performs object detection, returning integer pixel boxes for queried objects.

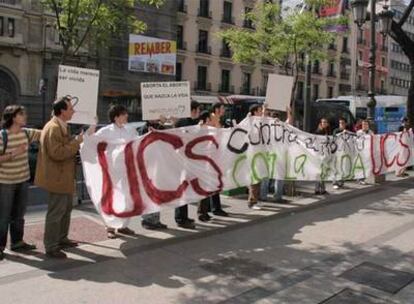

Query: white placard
[141,81,191,120]
[56,65,100,125]
[265,74,294,111]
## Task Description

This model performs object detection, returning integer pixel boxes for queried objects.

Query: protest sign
[81,117,414,228]
[141,81,191,120]
[56,65,100,125]
[265,74,294,111]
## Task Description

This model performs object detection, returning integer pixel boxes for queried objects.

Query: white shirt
[95,123,138,141]
[356,129,373,136]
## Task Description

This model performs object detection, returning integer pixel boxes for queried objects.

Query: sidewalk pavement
[5,172,413,255]
[0,172,413,303]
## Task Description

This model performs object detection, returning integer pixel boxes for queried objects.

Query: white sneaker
[333,185,340,190]
[251,205,262,210]
[359,180,367,185]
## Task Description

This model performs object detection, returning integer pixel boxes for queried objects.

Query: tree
[388,1,414,126]
[41,0,164,63]
[218,1,345,105]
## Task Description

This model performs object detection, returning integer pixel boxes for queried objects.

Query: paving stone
[320,288,389,304]
[199,256,274,280]
[339,262,414,294]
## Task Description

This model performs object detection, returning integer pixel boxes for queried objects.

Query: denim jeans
[260,179,284,200]
[0,182,28,250]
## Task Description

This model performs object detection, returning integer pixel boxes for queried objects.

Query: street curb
[121,177,414,256]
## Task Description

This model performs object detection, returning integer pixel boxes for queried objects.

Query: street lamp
[41,22,53,126]
[350,0,394,125]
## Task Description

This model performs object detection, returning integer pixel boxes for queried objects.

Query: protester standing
[356,119,373,185]
[314,118,330,195]
[0,106,40,260]
[396,117,411,177]
[332,117,349,190]
[35,96,94,258]
[174,101,201,229]
[247,104,264,210]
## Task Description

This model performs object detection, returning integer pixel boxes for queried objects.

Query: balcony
[194,81,212,92]
[340,72,350,80]
[0,0,21,5]
[340,57,352,66]
[222,15,235,25]
[341,48,350,54]
[328,44,337,51]
[197,44,212,55]
[220,48,231,58]
[339,84,351,93]
[356,84,366,91]
[219,84,234,93]
[177,41,187,51]
[378,88,388,94]
[312,68,322,75]
[198,9,212,19]
[327,71,336,78]
[357,38,366,45]
[240,86,252,95]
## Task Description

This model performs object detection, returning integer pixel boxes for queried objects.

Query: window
[244,7,253,28]
[313,60,320,74]
[312,84,319,101]
[358,51,363,61]
[221,69,230,92]
[178,0,185,12]
[0,17,3,36]
[328,86,334,98]
[199,0,209,17]
[221,40,231,57]
[176,62,182,81]
[8,18,14,38]
[198,30,208,53]
[242,72,251,94]
[177,25,184,49]
[381,57,386,67]
[223,1,233,23]
[262,74,268,94]
[342,37,348,53]
[358,75,362,87]
[197,66,207,90]
[328,62,335,76]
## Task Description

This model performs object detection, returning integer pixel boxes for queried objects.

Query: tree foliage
[218,0,346,101]
[41,0,164,63]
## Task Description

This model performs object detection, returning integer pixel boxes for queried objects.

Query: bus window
[384,107,399,112]
[355,107,367,119]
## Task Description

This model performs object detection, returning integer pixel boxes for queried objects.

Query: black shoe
[177,220,196,229]
[213,209,228,217]
[0,251,4,261]
[274,198,289,204]
[198,213,211,222]
[46,249,67,259]
[10,241,37,252]
[321,190,329,195]
[142,221,160,230]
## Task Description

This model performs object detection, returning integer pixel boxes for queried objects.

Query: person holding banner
[396,117,411,177]
[314,118,331,195]
[356,119,373,185]
[247,104,264,210]
[174,101,201,229]
[35,96,95,259]
[0,105,40,260]
[332,118,350,190]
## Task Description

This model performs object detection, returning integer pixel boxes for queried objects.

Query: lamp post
[350,0,394,127]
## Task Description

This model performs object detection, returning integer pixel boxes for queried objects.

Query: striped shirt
[0,128,41,184]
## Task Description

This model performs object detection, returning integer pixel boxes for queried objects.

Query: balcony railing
[222,15,235,24]
[198,9,212,19]
[340,72,350,80]
[178,4,187,13]
[328,44,337,50]
[219,84,234,93]
[240,86,252,95]
[0,0,21,5]
[327,71,336,77]
[194,81,212,91]
[312,68,321,75]
[220,48,231,58]
[357,38,366,45]
[197,44,211,54]
[243,20,254,29]
[356,84,366,91]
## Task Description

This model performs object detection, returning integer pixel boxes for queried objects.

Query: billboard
[128,34,176,75]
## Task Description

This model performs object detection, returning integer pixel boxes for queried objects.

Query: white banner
[57,65,100,125]
[141,81,191,120]
[81,117,414,228]
[128,34,176,75]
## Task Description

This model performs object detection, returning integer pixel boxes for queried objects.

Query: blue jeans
[261,179,284,201]
[0,182,28,250]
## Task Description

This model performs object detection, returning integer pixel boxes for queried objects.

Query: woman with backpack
[0,105,40,260]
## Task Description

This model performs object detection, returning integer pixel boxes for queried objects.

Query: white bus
[316,95,407,133]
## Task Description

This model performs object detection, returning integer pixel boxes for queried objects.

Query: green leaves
[41,0,164,60]
[218,2,338,69]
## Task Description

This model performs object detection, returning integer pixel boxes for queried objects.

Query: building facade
[388,0,414,96]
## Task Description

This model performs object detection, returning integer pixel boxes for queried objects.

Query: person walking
[0,105,40,260]
[35,96,94,258]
